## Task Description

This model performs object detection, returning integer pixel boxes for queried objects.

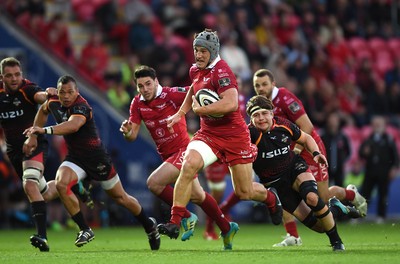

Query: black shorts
[265,155,309,213]
[7,137,48,177]
[64,152,116,182]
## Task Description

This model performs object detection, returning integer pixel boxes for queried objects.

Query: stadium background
[0,0,399,229]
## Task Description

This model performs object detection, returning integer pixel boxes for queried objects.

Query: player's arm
[50,115,86,135]
[22,103,50,155]
[293,114,314,154]
[179,85,194,115]
[120,120,141,141]
[193,88,238,116]
[167,86,194,133]
[33,87,58,104]
[33,102,50,128]
[296,131,328,166]
[27,114,86,136]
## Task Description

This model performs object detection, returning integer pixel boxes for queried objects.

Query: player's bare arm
[167,86,194,133]
[296,131,328,166]
[34,87,58,104]
[293,114,314,153]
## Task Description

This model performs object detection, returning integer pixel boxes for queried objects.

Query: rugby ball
[195,89,224,118]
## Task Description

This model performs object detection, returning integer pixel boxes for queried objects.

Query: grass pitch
[0,221,398,264]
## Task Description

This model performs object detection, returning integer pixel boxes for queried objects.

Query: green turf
[0,222,398,264]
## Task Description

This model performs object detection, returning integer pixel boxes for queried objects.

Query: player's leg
[191,178,231,241]
[218,162,254,250]
[55,161,94,247]
[273,210,302,247]
[157,140,211,239]
[22,159,51,252]
[104,175,160,250]
[294,173,345,251]
[203,163,229,240]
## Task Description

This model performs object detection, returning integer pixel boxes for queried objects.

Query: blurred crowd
[2,0,400,126]
[1,0,400,225]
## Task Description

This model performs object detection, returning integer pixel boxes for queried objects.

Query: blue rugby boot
[221,222,239,250]
[181,212,198,241]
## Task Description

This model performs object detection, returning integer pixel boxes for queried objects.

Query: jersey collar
[139,84,163,101]
[271,86,279,101]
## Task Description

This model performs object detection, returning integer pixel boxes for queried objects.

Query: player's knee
[146,175,161,194]
[182,157,202,176]
[22,167,47,193]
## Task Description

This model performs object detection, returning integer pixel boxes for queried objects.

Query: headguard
[193,29,220,64]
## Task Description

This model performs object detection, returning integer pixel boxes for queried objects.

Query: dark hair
[134,65,157,81]
[253,69,275,82]
[57,75,77,87]
[246,95,274,117]
[0,57,21,74]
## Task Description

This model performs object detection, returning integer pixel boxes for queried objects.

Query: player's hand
[314,153,328,167]
[23,134,38,156]
[23,126,44,137]
[192,95,201,115]
[120,120,132,134]
[45,87,57,97]
[167,110,186,134]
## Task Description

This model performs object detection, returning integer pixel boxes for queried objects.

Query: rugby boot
[181,212,198,241]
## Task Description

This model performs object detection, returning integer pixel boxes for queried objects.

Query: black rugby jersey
[249,116,303,183]
[0,79,44,152]
[47,95,104,157]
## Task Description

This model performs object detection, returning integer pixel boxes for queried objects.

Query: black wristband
[312,151,320,157]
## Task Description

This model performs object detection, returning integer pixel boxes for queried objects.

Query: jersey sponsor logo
[260,146,290,158]
[203,77,210,82]
[160,92,167,99]
[0,109,24,119]
[158,117,169,124]
[218,73,229,78]
[139,107,152,111]
[288,101,301,114]
[218,77,231,87]
[145,120,155,127]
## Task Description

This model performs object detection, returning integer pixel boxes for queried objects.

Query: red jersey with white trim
[272,87,321,142]
[129,86,190,159]
[189,58,248,137]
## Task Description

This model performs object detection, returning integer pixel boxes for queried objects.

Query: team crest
[177,87,186,92]
[13,98,22,106]
[288,102,301,114]
[281,134,289,143]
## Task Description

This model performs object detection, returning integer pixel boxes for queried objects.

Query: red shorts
[164,148,199,179]
[164,148,186,170]
[193,130,257,166]
[204,161,230,183]
[300,139,329,182]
